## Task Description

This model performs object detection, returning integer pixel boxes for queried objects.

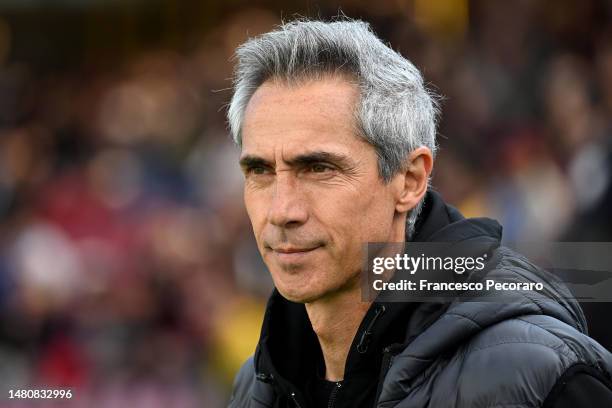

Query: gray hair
[227,18,439,239]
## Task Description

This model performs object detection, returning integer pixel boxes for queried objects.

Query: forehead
[241,76,368,158]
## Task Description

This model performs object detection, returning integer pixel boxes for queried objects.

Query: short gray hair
[227,18,439,239]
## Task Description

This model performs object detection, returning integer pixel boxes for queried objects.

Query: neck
[305,214,407,381]
[305,281,371,381]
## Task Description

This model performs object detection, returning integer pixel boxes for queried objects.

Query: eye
[246,165,271,175]
[310,163,332,173]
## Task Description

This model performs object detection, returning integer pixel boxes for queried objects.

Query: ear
[394,147,433,213]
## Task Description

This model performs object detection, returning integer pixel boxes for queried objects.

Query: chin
[275,281,324,304]
[273,273,352,304]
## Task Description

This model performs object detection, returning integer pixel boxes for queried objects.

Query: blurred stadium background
[0,0,610,406]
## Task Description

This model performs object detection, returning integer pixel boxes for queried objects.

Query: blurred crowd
[0,1,610,406]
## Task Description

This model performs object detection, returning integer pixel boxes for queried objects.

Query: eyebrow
[239,155,270,170]
[239,151,353,170]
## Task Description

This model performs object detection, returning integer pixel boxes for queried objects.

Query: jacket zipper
[357,305,386,353]
[327,382,342,408]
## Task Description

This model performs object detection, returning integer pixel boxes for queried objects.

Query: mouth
[269,245,322,263]
[274,246,318,254]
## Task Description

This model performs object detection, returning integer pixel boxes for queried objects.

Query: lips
[273,246,319,254]
[269,244,322,264]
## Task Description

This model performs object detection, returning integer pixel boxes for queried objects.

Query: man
[226,19,612,407]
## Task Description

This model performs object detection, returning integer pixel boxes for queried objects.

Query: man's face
[240,76,401,303]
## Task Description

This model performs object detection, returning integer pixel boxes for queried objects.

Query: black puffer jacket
[228,191,612,407]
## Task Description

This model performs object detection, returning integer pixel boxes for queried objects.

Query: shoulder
[454,315,612,407]
[228,356,256,407]
[228,356,278,408]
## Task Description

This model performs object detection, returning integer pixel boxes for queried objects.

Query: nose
[268,172,308,228]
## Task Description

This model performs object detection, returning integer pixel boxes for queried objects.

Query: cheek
[320,191,395,261]
[362,199,396,236]
[331,187,394,236]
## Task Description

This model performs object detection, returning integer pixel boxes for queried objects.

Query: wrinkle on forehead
[242,74,362,144]
[238,73,380,181]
